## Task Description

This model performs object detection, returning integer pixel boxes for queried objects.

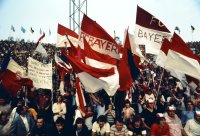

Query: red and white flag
[34,33,48,57]
[156,38,172,67]
[62,50,117,96]
[55,55,72,95]
[165,33,200,80]
[78,15,120,96]
[79,14,120,59]
[156,38,190,83]
[128,32,144,59]
[57,23,78,48]
[0,59,33,96]
[134,6,171,55]
[75,77,86,113]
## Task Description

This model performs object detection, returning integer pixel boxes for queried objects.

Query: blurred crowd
[0,40,200,136]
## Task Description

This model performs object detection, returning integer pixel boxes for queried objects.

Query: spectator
[92,115,110,136]
[104,103,116,126]
[0,98,11,114]
[53,117,66,136]
[122,100,135,125]
[9,106,35,136]
[72,117,89,136]
[150,113,170,136]
[0,111,8,135]
[141,99,157,134]
[52,95,66,122]
[143,89,155,103]
[30,115,50,136]
[164,106,186,136]
[130,115,146,136]
[181,100,194,126]
[110,118,130,136]
[184,111,200,136]
[5,99,25,133]
[84,105,94,132]
[194,100,200,111]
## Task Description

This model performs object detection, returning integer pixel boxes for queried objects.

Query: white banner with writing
[28,57,52,89]
[134,24,171,55]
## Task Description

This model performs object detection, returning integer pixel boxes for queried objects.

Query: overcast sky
[0,0,200,43]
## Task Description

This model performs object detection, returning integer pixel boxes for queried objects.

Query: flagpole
[24,86,27,106]
[192,31,193,42]
[155,68,165,103]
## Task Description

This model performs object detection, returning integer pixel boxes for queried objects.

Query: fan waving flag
[57,24,79,48]
[134,6,171,55]
[164,33,200,80]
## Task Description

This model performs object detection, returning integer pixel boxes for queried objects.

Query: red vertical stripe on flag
[76,77,86,113]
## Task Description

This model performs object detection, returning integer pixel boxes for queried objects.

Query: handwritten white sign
[28,57,52,89]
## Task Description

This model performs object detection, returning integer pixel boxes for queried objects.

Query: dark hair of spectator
[37,114,45,121]
[133,114,141,122]
[97,115,107,123]
[16,106,23,115]
[75,117,84,124]
[115,118,123,124]
[55,117,65,125]
[125,99,130,104]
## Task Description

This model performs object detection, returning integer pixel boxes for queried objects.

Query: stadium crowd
[0,39,200,136]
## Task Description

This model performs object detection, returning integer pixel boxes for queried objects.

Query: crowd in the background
[0,40,200,136]
[187,41,200,55]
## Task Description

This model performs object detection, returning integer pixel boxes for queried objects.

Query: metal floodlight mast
[69,0,87,33]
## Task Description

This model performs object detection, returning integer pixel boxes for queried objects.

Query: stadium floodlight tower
[69,0,87,34]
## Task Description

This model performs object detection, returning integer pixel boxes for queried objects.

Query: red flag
[83,38,117,65]
[79,14,120,59]
[78,14,120,96]
[55,55,72,76]
[36,32,45,47]
[0,59,32,96]
[15,78,33,87]
[171,33,200,63]
[75,77,86,113]
[164,33,200,80]
[61,51,115,78]
[156,38,172,67]
[57,24,78,47]
[118,30,134,91]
